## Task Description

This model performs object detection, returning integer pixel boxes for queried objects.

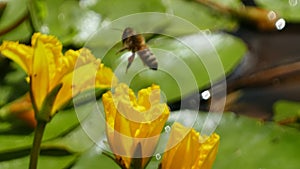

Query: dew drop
[58,13,65,21]
[289,0,298,7]
[203,29,211,36]
[164,125,171,133]
[267,11,277,20]
[201,90,211,100]
[155,153,161,160]
[275,18,286,30]
[40,24,49,34]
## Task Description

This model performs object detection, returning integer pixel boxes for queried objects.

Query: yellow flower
[102,83,170,169]
[161,122,220,169]
[0,33,117,119]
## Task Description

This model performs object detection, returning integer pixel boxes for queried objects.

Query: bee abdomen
[137,48,158,70]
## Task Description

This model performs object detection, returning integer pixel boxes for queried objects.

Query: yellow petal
[161,122,220,169]
[49,49,80,88]
[114,108,133,168]
[96,64,118,88]
[102,83,170,169]
[0,41,33,73]
[52,61,99,113]
[31,38,50,110]
[103,91,116,128]
[137,84,160,110]
[162,122,189,169]
[31,33,63,62]
[197,133,220,169]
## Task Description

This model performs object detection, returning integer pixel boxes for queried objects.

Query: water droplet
[203,29,211,36]
[164,125,171,133]
[58,13,65,21]
[155,153,161,160]
[289,0,298,7]
[201,90,211,100]
[267,11,277,20]
[40,25,49,34]
[275,18,286,30]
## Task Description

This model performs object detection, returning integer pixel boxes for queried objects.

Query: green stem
[29,121,46,169]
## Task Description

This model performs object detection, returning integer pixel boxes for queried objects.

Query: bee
[116,27,158,72]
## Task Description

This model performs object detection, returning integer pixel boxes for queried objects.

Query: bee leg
[126,52,135,73]
[116,47,128,54]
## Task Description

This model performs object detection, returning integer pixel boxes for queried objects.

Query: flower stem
[29,121,46,169]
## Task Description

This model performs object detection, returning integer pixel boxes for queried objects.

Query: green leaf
[29,0,100,45]
[90,0,165,20]
[0,2,7,18]
[0,154,78,169]
[274,100,300,122]
[256,0,300,22]
[43,102,93,140]
[167,0,238,30]
[0,0,31,41]
[213,113,300,169]
[37,83,63,122]
[72,145,120,169]
[0,102,93,153]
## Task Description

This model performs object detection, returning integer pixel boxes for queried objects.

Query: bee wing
[122,27,136,42]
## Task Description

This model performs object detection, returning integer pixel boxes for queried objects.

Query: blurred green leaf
[274,100,300,122]
[256,0,300,22]
[27,0,100,45]
[0,55,28,108]
[90,0,165,20]
[213,113,300,169]
[0,102,93,154]
[0,154,78,169]
[273,100,300,129]
[72,146,119,169]
[0,2,7,18]
[0,0,31,41]
[42,101,105,153]
[167,0,238,30]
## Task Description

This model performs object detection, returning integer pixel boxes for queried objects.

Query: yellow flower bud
[161,122,220,169]
[102,83,170,169]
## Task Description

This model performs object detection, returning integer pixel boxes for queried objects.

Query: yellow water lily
[160,122,220,169]
[0,33,117,119]
[102,83,170,169]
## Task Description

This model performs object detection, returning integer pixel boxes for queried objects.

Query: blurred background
[0,0,300,168]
